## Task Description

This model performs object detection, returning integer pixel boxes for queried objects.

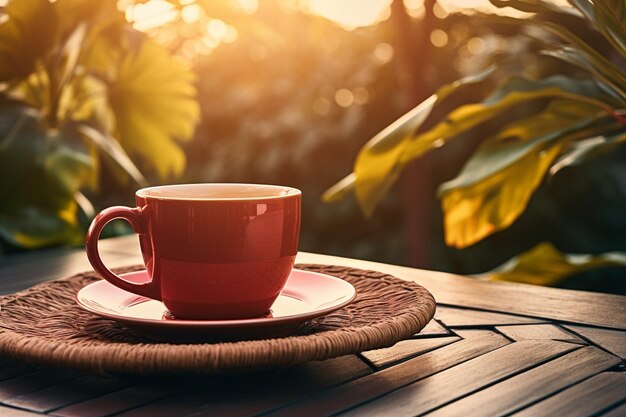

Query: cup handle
[86,206,161,300]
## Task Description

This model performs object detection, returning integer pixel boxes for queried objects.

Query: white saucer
[76,269,356,342]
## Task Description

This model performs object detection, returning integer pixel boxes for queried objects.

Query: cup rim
[135,183,301,201]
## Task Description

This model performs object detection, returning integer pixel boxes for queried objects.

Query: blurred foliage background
[1,0,625,294]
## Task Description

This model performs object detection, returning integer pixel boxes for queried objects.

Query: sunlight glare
[306,0,392,30]
[181,4,202,24]
[237,0,259,14]
[126,0,177,31]
[206,19,229,40]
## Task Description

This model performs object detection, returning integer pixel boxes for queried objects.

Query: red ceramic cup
[86,183,301,320]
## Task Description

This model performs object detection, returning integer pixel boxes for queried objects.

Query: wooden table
[0,235,625,417]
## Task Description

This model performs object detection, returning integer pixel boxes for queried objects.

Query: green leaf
[486,242,626,285]
[323,67,498,212]
[0,0,57,82]
[0,104,94,248]
[440,100,602,192]
[550,130,626,174]
[541,48,626,102]
[351,94,438,216]
[490,0,580,16]
[578,0,626,60]
[488,14,626,91]
[325,73,621,218]
[438,99,602,248]
[107,37,200,179]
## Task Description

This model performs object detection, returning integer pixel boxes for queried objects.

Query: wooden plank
[341,340,579,417]
[115,355,371,417]
[0,406,43,417]
[0,251,139,295]
[0,369,81,401]
[296,252,626,330]
[435,306,545,327]
[496,324,586,344]
[3,375,128,413]
[111,393,206,417]
[427,346,622,417]
[3,237,625,329]
[262,329,509,417]
[601,402,626,417]
[414,319,450,337]
[51,385,177,417]
[0,363,42,382]
[512,372,626,417]
[360,337,460,369]
[563,324,626,359]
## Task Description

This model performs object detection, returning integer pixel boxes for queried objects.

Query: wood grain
[0,236,624,417]
[263,330,509,417]
[0,406,43,417]
[342,340,579,417]
[435,306,545,327]
[50,385,177,417]
[3,375,127,413]
[427,346,622,417]
[0,369,81,401]
[600,402,626,417]
[180,356,370,417]
[296,251,626,330]
[0,363,43,382]
[115,355,370,417]
[360,337,460,368]
[512,372,626,417]
[414,319,450,337]
[496,324,585,344]
[563,324,626,359]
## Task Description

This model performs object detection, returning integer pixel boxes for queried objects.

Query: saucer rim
[76,268,356,328]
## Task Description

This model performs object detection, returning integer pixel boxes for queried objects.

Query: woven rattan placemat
[0,264,436,374]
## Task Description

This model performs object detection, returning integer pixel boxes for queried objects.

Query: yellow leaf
[352,95,437,216]
[107,38,199,179]
[350,80,599,217]
[400,87,573,164]
[442,144,562,248]
[439,100,603,248]
[486,242,626,286]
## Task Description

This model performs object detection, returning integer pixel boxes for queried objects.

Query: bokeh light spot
[207,19,229,40]
[467,37,486,54]
[373,42,394,64]
[430,29,449,47]
[237,0,259,14]
[181,4,202,24]
[335,89,354,107]
[353,87,370,105]
[126,0,177,31]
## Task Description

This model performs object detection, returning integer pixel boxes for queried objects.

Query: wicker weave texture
[0,264,436,374]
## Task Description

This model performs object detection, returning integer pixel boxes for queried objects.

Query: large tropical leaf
[486,242,626,285]
[487,13,626,91]
[439,99,603,248]
[324,67,499,214]
[326,74,619,218]
[550,130,626,174]
[106,37,200,179]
